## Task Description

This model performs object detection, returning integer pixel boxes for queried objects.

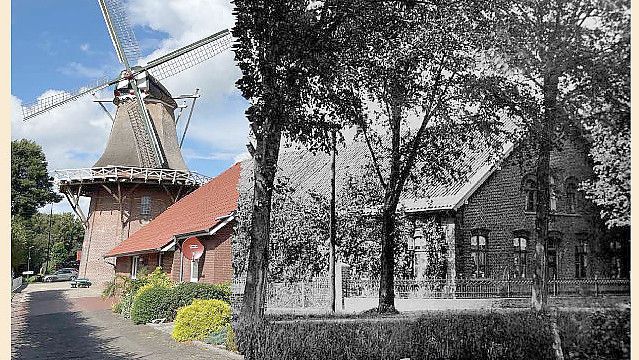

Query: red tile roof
[106,163,241,257]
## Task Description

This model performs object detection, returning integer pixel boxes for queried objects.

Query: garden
[103,267,237,352]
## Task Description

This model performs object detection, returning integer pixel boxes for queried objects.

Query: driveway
[11,282,241,359]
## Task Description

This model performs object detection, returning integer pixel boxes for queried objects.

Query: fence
[345,277,630,299]
[11,276,22,292]
[232,277,330,311]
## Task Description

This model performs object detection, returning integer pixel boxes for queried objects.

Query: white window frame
[140,196,151,216]
[190,259,199,283]
[131,256,140,279]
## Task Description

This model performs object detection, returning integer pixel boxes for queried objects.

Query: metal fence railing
[11,277,23,292]
[232,277,330,311]
[345,278,630,299]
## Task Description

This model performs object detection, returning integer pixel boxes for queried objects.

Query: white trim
[190,259,199,282]
[208,214,235,235]
[131,256,140,279]
[160,240,176,252]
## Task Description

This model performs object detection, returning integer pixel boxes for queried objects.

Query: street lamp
[27,246,34,273]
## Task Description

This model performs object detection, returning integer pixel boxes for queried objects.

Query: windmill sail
[98,0,140,65]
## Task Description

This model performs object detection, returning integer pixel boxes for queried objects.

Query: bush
[237,311,555,360]
[558,310,630,360]
[130,284,174,324]
[163,282,231,321]
[118,278,147,318]
[172,299,232,342]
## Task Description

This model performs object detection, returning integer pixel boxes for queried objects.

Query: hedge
[558,310,630,359]
[237,309,630,360]
[130,284,174,324]
[126,281,231,324]
[172,299,232,342]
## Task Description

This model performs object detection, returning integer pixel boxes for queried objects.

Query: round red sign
[182,237,204,260]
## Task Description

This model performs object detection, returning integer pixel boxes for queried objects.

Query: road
[11,282,241,360]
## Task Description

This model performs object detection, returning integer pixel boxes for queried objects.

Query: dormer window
[549,176,557,212]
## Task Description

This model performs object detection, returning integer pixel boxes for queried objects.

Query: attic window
[140,196,151,216]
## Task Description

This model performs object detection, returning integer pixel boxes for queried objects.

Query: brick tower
[55,73,208,286]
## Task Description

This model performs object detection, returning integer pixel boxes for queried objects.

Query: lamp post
[27,246,34,273]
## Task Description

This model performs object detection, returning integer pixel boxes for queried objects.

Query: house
[105,163,240,284]
[107,127,628,284]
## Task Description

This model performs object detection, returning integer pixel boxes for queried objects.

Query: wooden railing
[54,166,210,186]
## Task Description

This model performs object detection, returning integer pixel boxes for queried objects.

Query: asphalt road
[11,282,241,360]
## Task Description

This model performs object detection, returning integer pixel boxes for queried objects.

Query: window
[412,228,425,251]
[549,176,557,212]
[547,233,561,280]
[575,241,588,279]
[140,196,151,216]
[523,176,537,212]
[565,177,578,214]
[131,256,140,279]
[609,239,623,278]
[513,235,527,278]
[190,259,199,283]
[470,232,488,278]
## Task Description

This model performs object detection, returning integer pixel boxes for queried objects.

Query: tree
[11,212,84,274]
[490,0,630,310]
[11,139,61,218]
[326,1,514,312]
[233,0,343,321]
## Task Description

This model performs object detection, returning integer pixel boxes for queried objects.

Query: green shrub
[558,310,630,360]
[225,324,238,352]
[145,267,174,288]
[112,301,123,314]
[118,278,147,319]
[163,282,231,321]
[172,299,232,342]
[130,285,174,324]
[237,311,555,360]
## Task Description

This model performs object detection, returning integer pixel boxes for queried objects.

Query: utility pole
[44,204,53,274]
[329,130,337,312]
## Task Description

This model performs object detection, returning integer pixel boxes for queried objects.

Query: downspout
[178,240,184,282]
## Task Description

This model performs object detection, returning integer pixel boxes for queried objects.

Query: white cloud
[14,0,249,217]
[58,62,110,79]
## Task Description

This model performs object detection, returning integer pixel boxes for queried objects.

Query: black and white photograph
[9,0,630,359]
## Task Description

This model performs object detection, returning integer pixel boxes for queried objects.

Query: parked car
[43,268,79,282]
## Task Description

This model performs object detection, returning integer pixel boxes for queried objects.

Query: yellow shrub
[172,299,231,342]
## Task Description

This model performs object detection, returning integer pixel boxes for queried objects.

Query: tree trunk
[378,99,402,314]
[240,124,282,323]
[532,71,559,311]
[329,131,337,312]
[378,203,398,313]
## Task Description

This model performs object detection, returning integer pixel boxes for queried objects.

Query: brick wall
[453,134,612,279]
[79,184,179,287]
[169,222,234,284]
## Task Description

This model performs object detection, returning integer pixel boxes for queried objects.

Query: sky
[11,0,249,214]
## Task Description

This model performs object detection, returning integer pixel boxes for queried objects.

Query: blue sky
[11,0,249,213]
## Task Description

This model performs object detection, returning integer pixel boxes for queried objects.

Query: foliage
[11,139,61,218]
[169,282,231,311]
[144,266,174,288]
[581,120,630,228]
[172,299,232,342]
[557,310,630,360]
[11,212,84,274]
[115,278,147,319]
[237,311,555,360]
[233,0,345,320]
[225,324,238,352]
[102,275,132,299]
[489,0,630,308]
[49,242,67,273]
[130,284,174,324]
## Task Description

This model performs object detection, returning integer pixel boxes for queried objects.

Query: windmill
[24,0,232,284]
